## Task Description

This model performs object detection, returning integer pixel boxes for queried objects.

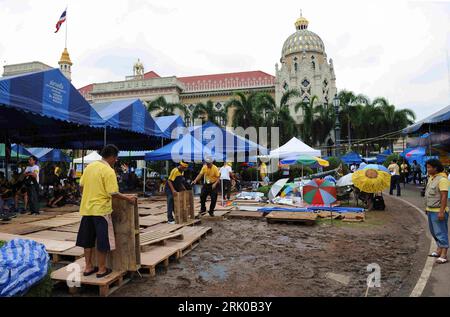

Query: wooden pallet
[227,210,265,219]
[201,210,230,221]
[140,245,180,276]
[25,230,78,241]
[41,204,80,213]
[316,211,342,219]
[139,215,167,227]
[51,258,128,297]
[50,222,80,233]
[27,215,81,228]
[0,223,51,235]
[49,246,84,263]
[174,190,195,224]
[266,212,317,225]
[140,230,184,248]
[342,212,365,222]
[0,232,75,252]
[164,226,212,258]
[141,223,184,234]
[3,214,56,224]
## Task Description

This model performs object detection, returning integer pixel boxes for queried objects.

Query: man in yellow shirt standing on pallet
[165,161,189,224]
[76,144,136,278]
[192,157,220,217]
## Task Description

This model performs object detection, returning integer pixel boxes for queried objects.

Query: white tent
[73,151,102,164]
[268,137,321,158]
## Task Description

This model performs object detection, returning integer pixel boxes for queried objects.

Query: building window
[283,82,289,91]
[215,102,222,110]
[294,63,298,72]
[301,79,310,88]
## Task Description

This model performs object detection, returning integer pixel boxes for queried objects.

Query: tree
[256,90,300,145]
[295,95,319,145]
[147,96,187,117]
[312,103,335,145]
[224,92,264,129]
[192,100,227,126]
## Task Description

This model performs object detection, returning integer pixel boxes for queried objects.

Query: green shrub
[325,156,348,174]
[0,240,4,248]
[241,167,258,181]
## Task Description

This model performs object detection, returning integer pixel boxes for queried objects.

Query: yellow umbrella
[352,164,391,193]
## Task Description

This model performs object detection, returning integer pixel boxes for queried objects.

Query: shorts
[76,215,116,252]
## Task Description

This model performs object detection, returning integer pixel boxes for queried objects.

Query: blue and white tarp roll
[0,239,50,297]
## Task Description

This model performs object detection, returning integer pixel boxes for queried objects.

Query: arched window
[294,63,298,72]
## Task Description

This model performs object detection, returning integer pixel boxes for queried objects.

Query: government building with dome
[2,14,336,131]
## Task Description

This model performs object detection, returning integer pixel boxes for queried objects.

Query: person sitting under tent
[192,157,220,217]
[165,161,189,224]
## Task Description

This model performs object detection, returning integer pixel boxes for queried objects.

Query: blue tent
[91,99,164,138]
[0,69,108,148]
[154,115,185,139]
[340,152,362,164]
[190,122,268,159]
[145,133,224,162]
[118,151,148,160]
[11,144,33,157]
[403,105,450,134]
[376,149,392,164]
[27,148,72,162]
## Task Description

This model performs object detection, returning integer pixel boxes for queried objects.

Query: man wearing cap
[166,161,189,224]
[192,158,220,216]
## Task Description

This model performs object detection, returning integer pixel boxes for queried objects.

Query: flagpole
[65,6,68,48]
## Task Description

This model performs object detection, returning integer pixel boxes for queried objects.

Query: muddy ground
[54,195,429,297]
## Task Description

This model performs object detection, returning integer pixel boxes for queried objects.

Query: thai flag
[54,9,67,33]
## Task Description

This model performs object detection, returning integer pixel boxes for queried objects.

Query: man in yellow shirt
[165,161,189,224]
[425,159,449,264]
[75,145,136,278]
[192,157,220,216]
[388,159,401,196]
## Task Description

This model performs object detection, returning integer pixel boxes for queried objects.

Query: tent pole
[4,134,10,181]
[104,127,107,147]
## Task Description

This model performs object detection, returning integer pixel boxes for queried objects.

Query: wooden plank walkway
[0,232,75,252]
[266,212,317,225]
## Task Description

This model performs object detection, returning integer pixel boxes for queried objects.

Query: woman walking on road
[425,159,449,264]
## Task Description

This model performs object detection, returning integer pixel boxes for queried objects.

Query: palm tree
[192,100,227,126]
[147,96,187,117]
[295,95,319,145]
[224,92,264,129]
[312,103,335,145]
[256,90,300,145]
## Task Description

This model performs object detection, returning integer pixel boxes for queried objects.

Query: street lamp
[333,95,341,156]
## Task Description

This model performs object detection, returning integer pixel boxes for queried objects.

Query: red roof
[78,83,93,96]
[178,70,275,92]
[78,70,274,95]
[144,71,161,79]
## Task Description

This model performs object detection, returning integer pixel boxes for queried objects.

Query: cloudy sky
[1,0,449,120]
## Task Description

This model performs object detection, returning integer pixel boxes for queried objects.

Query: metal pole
[221,178,224,207]
[104,127,107,147]
[143,165,146,195]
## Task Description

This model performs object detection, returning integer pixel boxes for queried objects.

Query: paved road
[394,183,450,297]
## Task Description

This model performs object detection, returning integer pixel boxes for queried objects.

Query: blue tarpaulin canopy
[0,69,109,148]
[91,99,164,138]
[340,152,362,164]
[190,122,268,159]
[144,133,224,162]
[403,105,450,134]
[27,148,71,162]
[376,149,392,164]
[154,115,185,139]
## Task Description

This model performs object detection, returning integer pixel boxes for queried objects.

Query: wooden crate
[140,245,181,276]
[173,190,195,224]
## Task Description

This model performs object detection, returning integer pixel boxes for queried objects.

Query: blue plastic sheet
[0,239,50,297]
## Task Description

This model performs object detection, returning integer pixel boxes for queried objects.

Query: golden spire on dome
[295,10,309,30]
[58,47,73,66]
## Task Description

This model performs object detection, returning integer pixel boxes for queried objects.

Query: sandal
[83,267,99,276]
[96,268,112,278]
[436,257,448,264]
[429,252,440,258]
